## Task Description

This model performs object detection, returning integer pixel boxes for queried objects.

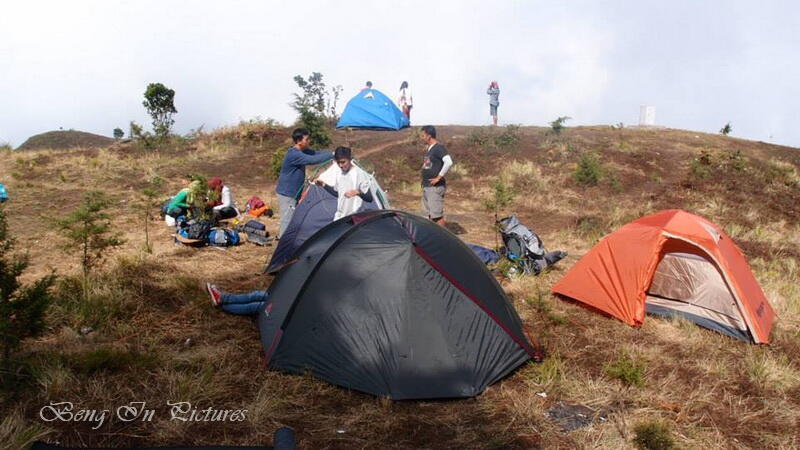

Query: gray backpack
[498,216,566,275]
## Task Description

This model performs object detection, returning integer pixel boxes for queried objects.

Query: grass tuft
[604,354,646,387]
[633,420,675,450]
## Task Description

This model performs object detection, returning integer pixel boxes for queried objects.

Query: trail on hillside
[358,137,408,158]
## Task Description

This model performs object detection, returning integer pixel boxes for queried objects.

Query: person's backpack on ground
[235,219,271,246]
[497,215,567,275]
[207,228,241,247]
[178,218,213,241]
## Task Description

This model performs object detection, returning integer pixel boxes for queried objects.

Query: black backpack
[178,219,213,241]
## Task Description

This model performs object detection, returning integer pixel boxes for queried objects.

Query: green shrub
[467,128,492,148]
[494,124,520,149]
[574,152,603,186]
[633,421,675,450]
[271,146,288,179]
[688,148,747,181]
[604,355,646,387]
[0,209,57,363]
[607,170,623,193]
[296,109,331,148]
[719,122,732,136]
[550,116,571,135]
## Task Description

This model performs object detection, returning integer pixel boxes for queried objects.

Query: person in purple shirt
[275,128,333,238]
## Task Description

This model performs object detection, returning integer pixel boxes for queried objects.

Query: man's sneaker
[206,283,222,307]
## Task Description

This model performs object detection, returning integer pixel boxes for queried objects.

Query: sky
[2,0,799,148]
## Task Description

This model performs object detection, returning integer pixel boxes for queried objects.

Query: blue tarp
[336,89,410,130]
[468,244,501,265]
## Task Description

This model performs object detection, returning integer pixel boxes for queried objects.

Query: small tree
[0,208,56,363]
[550,116,572,135]
[291,72,334,147]
[328,84,343,124]
[483,177,516,250]
[57,191,124,296]
[129,121,154,148]
[113,128,124,140]
[138,186,161,254]
[143,82,177,138]
[720,122,732,136]
[574,151,603,186]
[292,72,327,115]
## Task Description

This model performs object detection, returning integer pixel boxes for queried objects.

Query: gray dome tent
[258,210,536,399]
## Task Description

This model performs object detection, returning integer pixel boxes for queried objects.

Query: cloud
[1,0,798,147]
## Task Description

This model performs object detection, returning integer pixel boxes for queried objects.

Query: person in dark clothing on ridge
[419,125,453,227]
[275,128,333,238]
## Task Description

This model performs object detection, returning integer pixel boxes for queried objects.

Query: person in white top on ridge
[398,81,413,120]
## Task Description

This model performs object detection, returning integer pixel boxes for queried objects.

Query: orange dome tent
[551,210,775,343]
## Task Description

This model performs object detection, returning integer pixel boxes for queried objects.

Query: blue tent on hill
[336,89,410,130]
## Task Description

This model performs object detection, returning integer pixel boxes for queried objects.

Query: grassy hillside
[1,122,798,449]
[16,130,115,151]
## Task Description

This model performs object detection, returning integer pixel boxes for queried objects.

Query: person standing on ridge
[398,81,413,120]
[419,125,453,227]
[487,81,500,126]
[275,128,333,238]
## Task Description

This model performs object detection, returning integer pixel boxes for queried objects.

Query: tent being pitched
[258,210,535,399]
[336,88,410,130]
[265,160,389,274]
[551,210,775,343]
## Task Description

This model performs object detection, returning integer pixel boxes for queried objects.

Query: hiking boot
[206,283,222,307]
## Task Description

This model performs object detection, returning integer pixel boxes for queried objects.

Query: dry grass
[0,124,798,448]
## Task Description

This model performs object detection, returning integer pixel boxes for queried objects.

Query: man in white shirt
[315,147,373,220]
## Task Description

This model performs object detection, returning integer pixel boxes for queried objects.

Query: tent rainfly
[258,210,536,399]
[336,88,409,130]
[551,210,775,343]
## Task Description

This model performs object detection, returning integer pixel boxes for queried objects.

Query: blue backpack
[207,228,240,247]
[0,184,7,203]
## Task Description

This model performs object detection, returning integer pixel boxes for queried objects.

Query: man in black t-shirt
[419,125,453,226]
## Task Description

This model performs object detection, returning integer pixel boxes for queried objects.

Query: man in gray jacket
[487,81,500,126]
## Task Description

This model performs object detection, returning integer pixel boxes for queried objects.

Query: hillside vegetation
[1,122,798,449]
[16,130,115,151]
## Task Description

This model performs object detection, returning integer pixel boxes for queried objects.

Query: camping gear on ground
[246,195,266,210]
[0,183,9,202]
[265,161,390,273]
[551,209,775,343]
[207,228,241,247]
[497,216,567,275]
[249,205,272,218]
[236,220,271,246]
[336,88,410,130]
[257,210,537,400]
[468,243,501,265]
[178,218,213,241]
[245,196,273,218]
